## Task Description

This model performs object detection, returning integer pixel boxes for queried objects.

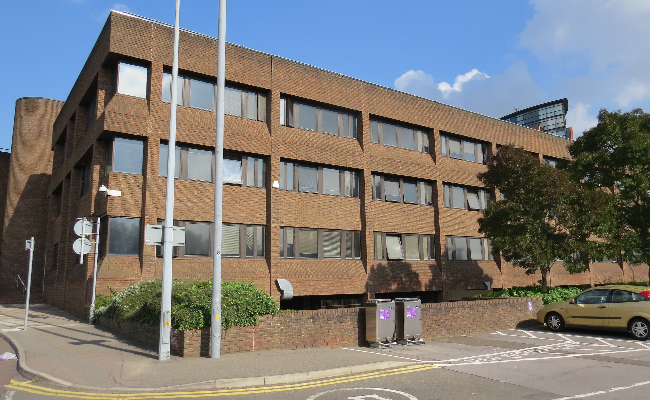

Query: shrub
[94,280,278,330]
[477,286,586,305]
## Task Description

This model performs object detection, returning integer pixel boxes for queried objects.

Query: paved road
[3,327,650,399]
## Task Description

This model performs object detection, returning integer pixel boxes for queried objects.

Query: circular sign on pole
[74,219,93,236]
[73,238,92,255]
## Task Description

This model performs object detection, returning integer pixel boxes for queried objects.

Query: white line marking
[520,330,538,338]
[553,379,650,399]
[493,331,507,336]
[557,333,580,344]
[594,337,617,347]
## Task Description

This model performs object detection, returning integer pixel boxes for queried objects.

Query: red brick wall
[98,297,542,356]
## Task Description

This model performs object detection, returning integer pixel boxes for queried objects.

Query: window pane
[161,73,183,105]
[429,237,436,260]
[403,181,418,204]
[449,138,461,159]
[383,123,398,147]
[467,191,480,210]
[480,190,488,209]
[189,79,214,111]
[286,162,294,191]
[223,157,242,184]
[484,238,493,260]
[342,115,350,138]
[246,156,255,187]
[446,237,453,260]
[452,186,465,209]
[257,93,266,122]
[400,128,414,150]
[384,178,400,202]
[113,137,144,174]
[256,226,264,257]
[464,141,476,162]
[159,143,181,178]
[256,157,264,187]
[371,121,379,144]
[279,227,284,258]
[441,135,447,156]
[455,237,468,260]
[443,184,450,207]
[222,225,240,257]
[224,87,242,117]
[323,168,340,196]
[298,165,318,193]
[353,231,361,259]
[476,143,484,164]
[299,229,317,258]
[323,231,341,258]
[345,231,353,258]
[322,109,338,135]
[350,116,357,139]
[185,222,210,256]
[469,238,483,260]
[280,98,286,125]
[108,217,140,255]
[422,132,429,153]
[422,236,429,260]
[298,104,317,131]
[405,235,420,260]
[344,171,352,197]
[425,183,433,205]
[246,226,254,257]
[386,235,403,260]
[188,148,213,182]
[286,227,294,258]
[372,175,381,200]
[374,232,383,260]
[247,91,257,120]
[117,63,147,98]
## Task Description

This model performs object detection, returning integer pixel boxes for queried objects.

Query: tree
[568,108,650,279]
[478,146,616,292]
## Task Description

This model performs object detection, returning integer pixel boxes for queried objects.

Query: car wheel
[628,318,650,340]
[545,312,565,332]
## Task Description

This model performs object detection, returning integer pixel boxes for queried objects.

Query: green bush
[477,286,586,305]
[94,280,278,330]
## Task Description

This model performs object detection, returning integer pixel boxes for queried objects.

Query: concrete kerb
[0,328,416,392]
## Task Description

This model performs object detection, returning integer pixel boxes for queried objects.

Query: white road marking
[552,379,650,399]
[520,330,538,339]
[306,387,418,400]
[594,337,617,347]
[0,390,16,400]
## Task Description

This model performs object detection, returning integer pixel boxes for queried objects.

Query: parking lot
[339,327,650,399]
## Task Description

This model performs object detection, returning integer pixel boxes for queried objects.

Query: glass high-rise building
[501,98,573,140]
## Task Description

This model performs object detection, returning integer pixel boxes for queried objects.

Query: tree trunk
[540,268,548,293]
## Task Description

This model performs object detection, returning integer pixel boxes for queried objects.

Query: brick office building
[2,11,644,317]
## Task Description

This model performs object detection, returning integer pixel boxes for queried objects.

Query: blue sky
[2,0,649,152]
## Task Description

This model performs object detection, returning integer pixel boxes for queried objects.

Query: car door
[607,289,650,328]
[565,289,612,327]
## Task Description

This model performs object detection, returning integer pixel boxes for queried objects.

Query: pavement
[0,304,413,392]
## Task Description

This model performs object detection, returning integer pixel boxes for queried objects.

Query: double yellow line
[6,364,437,399]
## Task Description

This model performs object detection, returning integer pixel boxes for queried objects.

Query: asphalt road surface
[3,326,650,400]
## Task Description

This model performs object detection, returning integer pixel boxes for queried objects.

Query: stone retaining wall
[96,297,542,357]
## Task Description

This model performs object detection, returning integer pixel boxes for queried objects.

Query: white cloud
[394,61,546,120]
[520,0,650,112]
[566,102,599,138]
[437,69,489,99]
[112,4,130,13]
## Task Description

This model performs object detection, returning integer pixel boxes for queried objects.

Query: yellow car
[537,285,650,340]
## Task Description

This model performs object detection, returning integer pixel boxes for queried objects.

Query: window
[443,184,490,210]
[575,289,610,304]
[440,133,487,164]
[52,244,59,270]
[446,236,493,261]
[86,94,97,131]
[117,63,148,98]
[280,97,357,139]
[80,162,92,197]
[108,217,141,255]
[159,143,265,187]
[279,227,361,260]
[370,119,429,153]
[374,232,435,261]
[543,156,560,168]
[107,137,145,175]
[279,160,359,198]
[371,174,433,205]
[162,73,266,121]
[611,290,649,303]
[158,221,264,258]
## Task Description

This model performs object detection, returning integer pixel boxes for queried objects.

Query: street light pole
[159,0,181,361]
[211,0,226,359]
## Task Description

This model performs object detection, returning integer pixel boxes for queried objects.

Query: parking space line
[552,379,650,399]
[519,330,538,339]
